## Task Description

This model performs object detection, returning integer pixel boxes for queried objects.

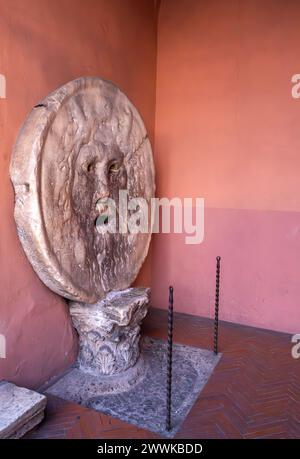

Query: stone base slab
[46,337,221,437]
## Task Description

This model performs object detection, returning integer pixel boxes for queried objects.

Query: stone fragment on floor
[0,381,47,438]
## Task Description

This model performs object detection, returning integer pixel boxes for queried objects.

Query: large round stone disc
[10,77,155,303]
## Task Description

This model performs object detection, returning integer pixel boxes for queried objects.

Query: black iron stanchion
[166,285,174,432]
[214,256,221,355]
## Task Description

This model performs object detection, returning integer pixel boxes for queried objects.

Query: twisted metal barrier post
[214,256,221,355]
[166,285,174,432]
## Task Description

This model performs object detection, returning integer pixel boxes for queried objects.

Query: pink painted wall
[0,0,157,387]
[153,0,300,333]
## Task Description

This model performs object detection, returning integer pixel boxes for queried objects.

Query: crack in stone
[132,134,148,156]
[34,103,47,108]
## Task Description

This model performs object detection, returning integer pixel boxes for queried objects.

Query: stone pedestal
[69,287,150,376]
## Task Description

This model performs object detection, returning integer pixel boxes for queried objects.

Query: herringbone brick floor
[25,308,300,439]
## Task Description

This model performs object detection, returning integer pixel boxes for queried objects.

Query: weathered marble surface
[70,287,150,375]
[46,337,222,437]
[0,382,46,439]
[10,77,155,303]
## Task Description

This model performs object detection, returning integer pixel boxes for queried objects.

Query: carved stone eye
[109,162,120,174]
[86,161,95,173]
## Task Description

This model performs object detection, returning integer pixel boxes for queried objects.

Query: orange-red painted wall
[0,0,157,388]
[153,0,300,333]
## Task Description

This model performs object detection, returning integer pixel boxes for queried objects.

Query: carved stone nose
[95,198,110,231]
[94,168,109,200]
[95,198,109,215]
[94,188,110,212]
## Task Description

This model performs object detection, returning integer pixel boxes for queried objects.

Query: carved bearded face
[10,77,155,303]
[72,140,127,224]
[70,139,128,294]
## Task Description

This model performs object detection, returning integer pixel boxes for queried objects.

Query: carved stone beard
[96,232,130,294]
[73,208,130,295]
[70,139,129,295]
